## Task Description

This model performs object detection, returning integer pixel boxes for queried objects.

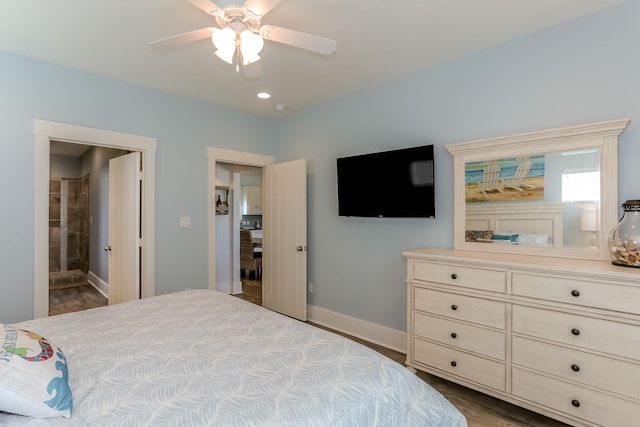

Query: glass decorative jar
[608,199,640,267]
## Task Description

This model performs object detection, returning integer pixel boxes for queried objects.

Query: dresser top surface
[403,247,640,281]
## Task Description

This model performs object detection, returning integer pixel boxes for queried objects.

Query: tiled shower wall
[49,176,90,273]
[79,175,89,273]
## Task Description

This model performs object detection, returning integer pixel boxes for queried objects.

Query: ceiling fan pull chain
[235,43,240,73]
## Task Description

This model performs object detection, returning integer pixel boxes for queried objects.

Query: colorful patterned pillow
[0,323,73,418]
[465,230,494,243]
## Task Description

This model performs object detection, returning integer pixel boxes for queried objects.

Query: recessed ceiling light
[257,92,271,99]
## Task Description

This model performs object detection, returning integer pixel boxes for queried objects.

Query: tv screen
[336,145,435,218]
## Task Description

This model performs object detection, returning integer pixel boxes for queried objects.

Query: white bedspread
[1,290,466,426]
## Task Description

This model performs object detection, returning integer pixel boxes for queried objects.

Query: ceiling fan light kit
[211,27,236,63]
[239,30,264,65]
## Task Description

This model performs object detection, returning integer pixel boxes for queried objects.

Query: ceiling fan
[150,0,336,75]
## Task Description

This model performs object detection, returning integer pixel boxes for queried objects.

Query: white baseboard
[216,281,243,295]
[232,280,243,295]
[307,305,407,354]
[87,271,108,298]
[215,281,232,294]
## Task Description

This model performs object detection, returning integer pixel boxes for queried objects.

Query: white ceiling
[50,140,92,157]
[0,0,625,117]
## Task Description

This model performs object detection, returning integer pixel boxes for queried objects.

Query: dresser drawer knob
[571,289,581,297]
[450,361,457,367]
[571,364,580,372]
[571,399,581,408]
[451,273,458,280]
[451,305,458,311]
[571,328,581,336]
[451,332,457,339]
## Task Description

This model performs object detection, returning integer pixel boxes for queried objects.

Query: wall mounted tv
[336,144,435,218]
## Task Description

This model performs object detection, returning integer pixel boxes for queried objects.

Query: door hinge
[138,238,143,248]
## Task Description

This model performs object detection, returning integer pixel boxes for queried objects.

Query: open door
[107,152,142,305]
[262,159,307,321]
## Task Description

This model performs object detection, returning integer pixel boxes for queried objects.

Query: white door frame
[34,119,156,319]
[207,147,274,291]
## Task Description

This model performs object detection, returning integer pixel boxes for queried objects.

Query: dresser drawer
[513,368,640,427]
[512,305,640,360]
[412,261,506,293]
[414,339,506,391]
[414,312,506,360]
[414,287,506,329]
[512,336,640,399]
[512,273,640,315]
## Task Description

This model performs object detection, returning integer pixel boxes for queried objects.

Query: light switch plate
[179,216,191,228]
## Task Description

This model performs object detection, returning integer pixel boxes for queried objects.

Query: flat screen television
[336,144,435,218]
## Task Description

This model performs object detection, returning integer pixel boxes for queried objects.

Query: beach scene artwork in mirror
[465,155,545,203]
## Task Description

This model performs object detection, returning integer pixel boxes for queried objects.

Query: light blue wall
[274,1,640,331]
[0,51,276,323]
[50,154,81,178]
[2,2,639,330]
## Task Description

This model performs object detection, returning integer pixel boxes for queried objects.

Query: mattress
[1,289,467,426]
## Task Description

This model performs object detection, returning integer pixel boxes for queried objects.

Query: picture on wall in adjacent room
[215,187,230,215]
[465,155,545,203]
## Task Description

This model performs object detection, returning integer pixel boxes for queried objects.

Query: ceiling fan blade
[184,0,223,16]
[149,27,214,49]
[260,25,336,55]
[243,61,263,79]
[243,0,284,18]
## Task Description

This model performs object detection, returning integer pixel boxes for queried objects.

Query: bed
[465,202,566,247]
[0,289,466,426]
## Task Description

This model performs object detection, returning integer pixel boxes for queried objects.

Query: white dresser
[403,248,640,427]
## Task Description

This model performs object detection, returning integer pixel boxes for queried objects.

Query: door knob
[104,245,112,252]
[296,246,303,252]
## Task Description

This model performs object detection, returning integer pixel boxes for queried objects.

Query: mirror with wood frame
[445,118,629,260]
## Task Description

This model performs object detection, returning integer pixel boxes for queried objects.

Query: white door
[107,152,142,305]
[262,159,307,321]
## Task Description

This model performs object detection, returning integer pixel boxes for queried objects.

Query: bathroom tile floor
[49,270,107,316]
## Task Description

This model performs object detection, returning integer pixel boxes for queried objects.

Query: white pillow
[518,233,552,246]
[0,323,73,418]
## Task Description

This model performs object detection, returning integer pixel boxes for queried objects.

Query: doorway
[238,166,263,305]
[212,162,266,300]
[33,119,157,319]
[48,142,135,315]
[208,148,308,321]
[49,142,97,315]
[207,148,273,302]
[214,163,264,305]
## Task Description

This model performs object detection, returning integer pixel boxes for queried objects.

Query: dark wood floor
[236,276,262,304]
[52,278,568,426]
